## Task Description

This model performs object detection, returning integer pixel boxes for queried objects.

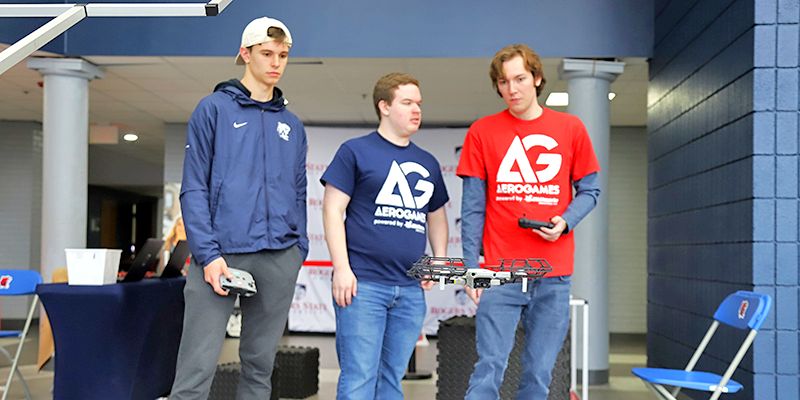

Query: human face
[497,55,542,119]
[241,40,290,87]
[381,84,422,138]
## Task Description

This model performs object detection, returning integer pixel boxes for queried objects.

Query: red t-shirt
[457,108,600,276]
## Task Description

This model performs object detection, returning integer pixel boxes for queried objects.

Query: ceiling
[0,47,648,167]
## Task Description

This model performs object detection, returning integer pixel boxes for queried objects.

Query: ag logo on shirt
[373,160,432,233]
[376,161,433,209]
[496,134,562,205]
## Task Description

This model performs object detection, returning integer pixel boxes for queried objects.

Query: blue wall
[0,0,654,58]
[648,0,799,398]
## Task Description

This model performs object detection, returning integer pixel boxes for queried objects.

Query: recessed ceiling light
[545,92,568,107]
[608,93,616,101]
[123,133,139,142]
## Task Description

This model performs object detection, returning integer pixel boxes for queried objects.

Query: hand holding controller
[219,268,257,297]
[518,217,555,231]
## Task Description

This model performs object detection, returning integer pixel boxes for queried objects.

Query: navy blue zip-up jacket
[181,79,308,267]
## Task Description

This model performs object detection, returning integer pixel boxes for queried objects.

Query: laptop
[161,240,190,279]
[120,238,164,283]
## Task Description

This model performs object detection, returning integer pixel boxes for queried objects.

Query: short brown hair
[246,27,288,52]
[267,26,287,44]
[489,44,546,97]
[373,73,420,119]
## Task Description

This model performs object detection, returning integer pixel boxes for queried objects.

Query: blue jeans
[333,281,426,400]
[465,276,572,400]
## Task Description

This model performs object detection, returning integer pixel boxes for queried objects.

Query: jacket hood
[213,78,287,112]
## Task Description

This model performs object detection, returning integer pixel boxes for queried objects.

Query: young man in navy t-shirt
[321,73,449,400]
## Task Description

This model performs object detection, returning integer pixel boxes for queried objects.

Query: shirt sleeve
[320,143,357,196]
[295,124,309,261]
[460,176,486,268]
[428,159,450,212]
[560,172,600,233]
[456,126,487,180]
[180,98,221,267]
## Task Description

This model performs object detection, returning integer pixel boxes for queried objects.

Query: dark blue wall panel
[648,115,754,189]
[648,159,754,217]
[650,0,745,79]
[649,1,800,398]
[648,243,754,282]
[653,0,701,47]
[650,9,753,111]
[648,74,754,160]
[0,0,655,58]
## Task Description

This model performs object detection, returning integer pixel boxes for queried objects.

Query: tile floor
[0,327,664,399]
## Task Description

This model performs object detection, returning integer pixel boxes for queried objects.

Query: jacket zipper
[262,109,271,244]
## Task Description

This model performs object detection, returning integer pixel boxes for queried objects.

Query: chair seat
[0,331,22,338]
[632,367,743,393]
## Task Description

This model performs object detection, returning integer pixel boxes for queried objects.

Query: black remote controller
[518,217,555,230]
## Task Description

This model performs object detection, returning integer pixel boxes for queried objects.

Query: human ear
[378,100,391,116]
[239,47,251,64]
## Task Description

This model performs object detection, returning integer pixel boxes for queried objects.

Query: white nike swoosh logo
[233,122,248,128]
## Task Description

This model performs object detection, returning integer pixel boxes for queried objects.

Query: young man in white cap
[170,16,308,399]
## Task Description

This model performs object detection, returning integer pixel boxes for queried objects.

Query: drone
[407,256,552,292]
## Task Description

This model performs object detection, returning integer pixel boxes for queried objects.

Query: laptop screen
[162,240,190,279]
[121,238,164,283]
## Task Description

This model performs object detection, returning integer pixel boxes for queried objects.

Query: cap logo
[0,275,12,289]
[738,300,749,319]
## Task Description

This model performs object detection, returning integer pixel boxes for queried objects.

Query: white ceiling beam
[0,1,231,17]
[206,0,233,16]
[0,4,76,17]
[0,6,86,76]
[85,4,209,17]
[0,0,234,76]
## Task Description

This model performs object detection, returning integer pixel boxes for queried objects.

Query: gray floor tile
[4,331,650,400]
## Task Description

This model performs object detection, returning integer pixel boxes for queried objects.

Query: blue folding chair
[0,270,42,400]
[632,291,772,400]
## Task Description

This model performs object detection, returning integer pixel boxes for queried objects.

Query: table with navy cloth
[36,277,185,400]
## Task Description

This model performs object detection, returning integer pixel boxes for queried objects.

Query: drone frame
[407,256,552,292]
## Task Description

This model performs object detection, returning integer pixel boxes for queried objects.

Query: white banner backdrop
[289,126,478,334]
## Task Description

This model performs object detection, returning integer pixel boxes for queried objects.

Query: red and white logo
[0,275,12,289]
[738,300,749,319]
[495,134,563,205]
[497,134,562,184]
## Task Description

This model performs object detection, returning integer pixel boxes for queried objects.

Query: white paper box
[65,249,122,285]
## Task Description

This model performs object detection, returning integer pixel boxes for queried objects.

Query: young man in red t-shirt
[457,44,601,400]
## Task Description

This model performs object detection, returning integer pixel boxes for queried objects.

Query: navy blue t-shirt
[321,131,449,285]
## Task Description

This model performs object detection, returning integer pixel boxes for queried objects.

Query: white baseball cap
[235,17,293,65]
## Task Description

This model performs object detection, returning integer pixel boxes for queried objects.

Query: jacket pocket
[275,166,299,231]
[286,208,298,231]
[209,179,224,223]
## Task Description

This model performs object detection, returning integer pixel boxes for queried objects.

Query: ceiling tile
[1,55,648,168]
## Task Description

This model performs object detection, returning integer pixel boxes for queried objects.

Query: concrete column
[162,122,188,236]
[27,58,103,283]
[558,58,624,385]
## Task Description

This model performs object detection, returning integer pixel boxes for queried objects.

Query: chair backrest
[0,270,42,296]
[713,290,772,331]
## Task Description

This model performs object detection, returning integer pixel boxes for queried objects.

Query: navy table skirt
[36,277,185,400]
